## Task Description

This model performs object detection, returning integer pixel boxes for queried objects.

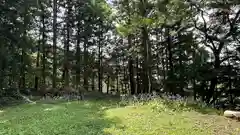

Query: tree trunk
[52,0,57,88]
[200,81,207,102]
[193,79,196,100]
[92,72,95,91]
[166,28,174,94]
[64,0,71,86]
[128,35,136,95]
[0,45,4,89]
[41,6,46,85]
[75,21,81,89]
[83,37,88,91]
[192,48,197,101]
[179,53,184,96]
[123,60,128,93]
[208,52,220,104]
[228,77,233,108]
[10,46,17,88]
[98,27,103,92]
[140,0,152,94]
[107,75,110,94]
[141,26,151,93]
[116,71,119,92]
[136,57,141,94]
[8,75,12,88]
[34,33,41,90]
[162,55,166,82]
[20,48,26,89]
[20,4,28,89]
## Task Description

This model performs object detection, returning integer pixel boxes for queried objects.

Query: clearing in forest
[0,100,239,135]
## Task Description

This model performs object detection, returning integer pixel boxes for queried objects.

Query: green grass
[0,99,239,135]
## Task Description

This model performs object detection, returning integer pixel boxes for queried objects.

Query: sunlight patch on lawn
[0,120,8,124]
[101,106,108,110]
[44,106,63,112]
[102,104,240,135]
[83,102,92,107]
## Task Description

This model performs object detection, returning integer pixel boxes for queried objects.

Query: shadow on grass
[0,99,125,135]
[0,99,31,110]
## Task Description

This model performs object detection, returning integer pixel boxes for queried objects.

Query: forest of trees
[0,0,240,108]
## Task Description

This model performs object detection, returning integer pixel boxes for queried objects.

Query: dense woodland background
[0,0,240,109]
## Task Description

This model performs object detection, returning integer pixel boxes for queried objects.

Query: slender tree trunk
[61,26,67,83]
[228,77,233,108]
[123,60,128,93]
[179,57,184,96]
[177,32,184,95]
[126,0,136,95]
[160,30,166,83]
[128,35,136,95]
[98,28,102,92]
[136,57,141,94]
[156,57,162,82]
[107,75,110,94]
[34,50,40,90]
[83,37,88,91]
[52,0,57,88]
[121,81,124,94]
[155,31,162,82]
[20,4,28,89]
[34,33,41,90]
[64,0,71,86]
[140,0,152,93]
[141,26,151,93]
[162,56,166,81]
[129,59,135,95]
[10,46,17,88]
[200,81,207,102]
[166,28,174,94]
[0,45,4,89]
[208,51,221,104]
[192,48,197,101]
[193,79,196,100]
[92,72,95,91]
[20,49,26,89]
[75,21,81,89]
[41,7,46,85]
[8,75,12,88]
[116,70,119,92]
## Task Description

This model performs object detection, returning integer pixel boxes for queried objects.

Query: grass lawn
[0,99,239,135]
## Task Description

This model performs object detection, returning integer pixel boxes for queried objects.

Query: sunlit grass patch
[0,110,4,113]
